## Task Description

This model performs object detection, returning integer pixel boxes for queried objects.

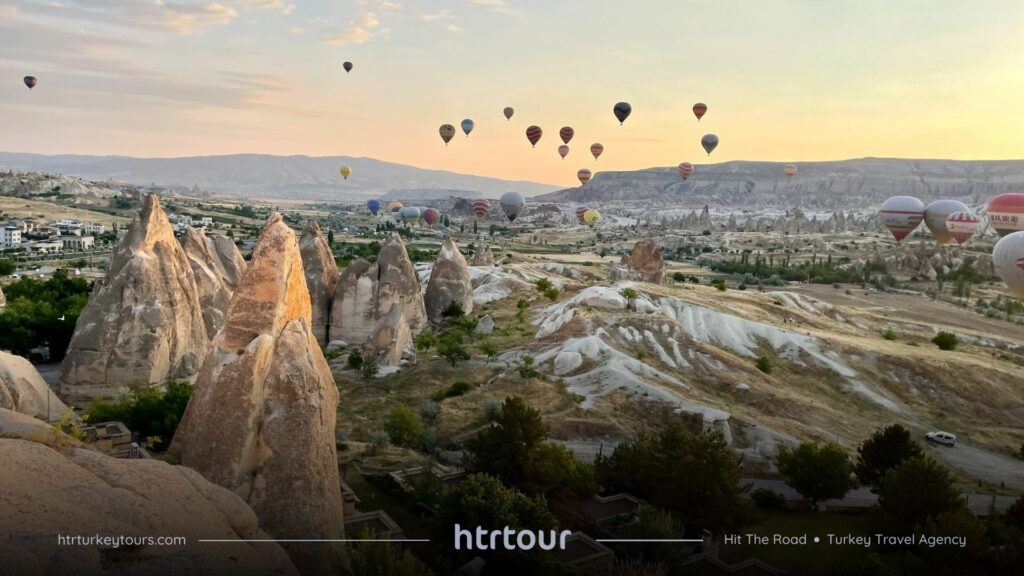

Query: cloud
[12,1,239,35]
[420,9,450,21]
[161,3,238,35]
[448,24,462,33]
[286,25,304,35]
[324,11,387,45]
[469,0,504,5]
[237,0,295,14]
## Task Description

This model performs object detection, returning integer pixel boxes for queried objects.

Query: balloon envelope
[461,119,474,136]
[575,207,588,224]
[503,107,514,120]
[946,211,981,245]
[387,201,404,212]
[879,196,925,242]
[399,206,421,224]
[558,145,569,159]
[577,169,592,186]
[23,76,37,90]
[924,199,970,245]
[559,127,575,145]
[613,102,632,124]
[987,193,1024,237]
[678,162,694,180]
[472,199,491,220]
[784,164,798,177]
[423,207,441,228]
[525,125,542,147]
[500,192,526,222]
[339,166,352,180]
[701,134,719,155]
[583,209,601,227]
[993,231,1024,301]
[367,199,382,215]
[693,103,707,121]
[590,143,604,160]
[439,124,456,145]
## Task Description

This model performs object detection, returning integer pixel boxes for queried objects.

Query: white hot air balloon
[923,199,969,245]
[879,196,925,242]
[993,231,1024,301]
[945,211,982,245]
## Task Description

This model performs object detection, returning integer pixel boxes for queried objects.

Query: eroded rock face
[171,213,343,575]
[425,238,473,322]
[471,244,495,266]
[363,303,413,366]
[298,221,338,346]
[60,193,209,403]
[621,240,667,285]
[180,228,247,338]
[0,351,68,421]
[0,408,298,576]
[377,233,428,331]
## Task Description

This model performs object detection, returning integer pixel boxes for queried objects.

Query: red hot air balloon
[472,199,491,219]
[526,125,542,147]
[559,126,575,145]
[23,76,37,90]
[678,162,694,180]
[343,62,353,73]
[575,207,588,224]
[558,145,569,160]
[693,102,707,121]
[945,211,981,245]
[423,207,441,228]
[879,196,925,242]
[987,193,1024,237]
[577,169,592,186]
[590,143,604,160]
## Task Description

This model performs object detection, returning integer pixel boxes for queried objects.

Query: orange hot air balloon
[558,145,569,159]
[577,169,592,186]
[590,143,603,160]
[526,125,542,147]
[678,162,694,180]
[575,207,587,224]
[693,102,707,121]
[559,127,575,145]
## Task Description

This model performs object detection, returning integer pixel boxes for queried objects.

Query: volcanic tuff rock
[171,213,343,575]
[0,409,298,576]
[471,244,495,266]
[363,303,413,366]
[425,238,474,322]
[59,193,208,403]
[329,233,426,343]
[0,351,68,421]
[299,221,339,346]
[615,240,667,285]
[180,228,247,338]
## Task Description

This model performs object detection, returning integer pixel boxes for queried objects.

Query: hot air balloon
[500,192,526,222]
[613,102,632,125]
[339,166,352,180]
[583,209,601,227]
[525,125,542,147]
[993,231,1024,301]
[23,76,37,90]
[400,206,421,225]
[924,200,970,245]
[472,199,491,220]
[367,199,382,215]
[701,134,719,155]
[577,169,592,186]
[343,62,353,74]
[693,103,707,121]
[784,164,798,177]
[590,143,604,160]
[575,207,588,224]
[879,196,925,242]
[503,107,514,121]
[387,201,404,212]
[987,193,1024,237]
[559,127,575,145]
[946,211,981,245]
[461,119,474,137]
[558,145,569,160]
[439,124,456,145]
[423,207,441,228]
[678,162,694,180]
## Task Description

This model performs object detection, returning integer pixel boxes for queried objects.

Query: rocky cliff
[59,193,208,403]
[0,351,68,421]
[180,228,247,338]
[425,238,474,322]
[298,221,338,346]
[471,244,495,266]
[171,213,344,574]
[612,240,666,285]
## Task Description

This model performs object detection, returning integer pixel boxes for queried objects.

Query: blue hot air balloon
[461,119,475,137]
[367,199,382,215]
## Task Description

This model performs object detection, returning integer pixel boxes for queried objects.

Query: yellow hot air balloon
[340,166,352,180]
[583,209,601,227]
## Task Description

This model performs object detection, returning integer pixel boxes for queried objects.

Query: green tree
[0,259,15,275]
[347,350,364,370]
[619,287,638,300]
[465,397,546,488]
[775,441,855,508]
[932,331,958,351]
[543,286,560,301]
[84,381,193,451]
[414,332,437,351]
[384,405,425,448]
[360,355,379,380]
[479,341,499,363]
[437,330,470,367]
[878,456,963,533]
[855,424,922,490]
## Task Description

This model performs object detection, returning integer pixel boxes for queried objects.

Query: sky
[1,0,1023,187]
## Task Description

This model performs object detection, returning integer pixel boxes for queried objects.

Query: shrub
[619,287,638,300]
[751,488,787,509]
[711,278,726,291]
[360,356,379,380]
[441,301,464,318]
[347,350,364,370]
[881,329,898,341]
[418,399,439,421]
[85,382,193,451]
[672,272,686,282]
[518,355,539,379]
[366,430,390,453]
[533,278,553,293]
[543,286,560,301]
[479,341,499,362]
[754,355,772,374]
[414,332,437,351]
[431,381,473,402]
[931,331,958,351]
[384,405,425,448]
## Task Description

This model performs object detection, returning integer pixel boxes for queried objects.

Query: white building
[61,235,94,251]
[83,222,105,235]
[0,226,22,249]
[25,240,63,254]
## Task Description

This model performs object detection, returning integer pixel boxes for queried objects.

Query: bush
[672,272,686,282]
[543,285,560,301]
[384,405,425,448]
[931,331,958,351]
[360,356,379,380]
[432,381,473,402]
[881,329,898,341]
[441,301,464,318]
[533,278,553,293]
[366,430,390,453]
[518,355,539,379]
[479,341,499,362]
[619,287,638,300]
[754,355,772,374]
[711,278,726,291]
[414,332,437,351]
[418,399,439,421]
[0,259,16,275]
[84,381,193,451]
[751,488,787,509]
[347,350,364,370]
[437,333,470,367]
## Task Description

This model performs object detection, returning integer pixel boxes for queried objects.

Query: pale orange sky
[2,0,1024,187]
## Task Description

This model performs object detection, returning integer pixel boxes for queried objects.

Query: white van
[925,431,957,447]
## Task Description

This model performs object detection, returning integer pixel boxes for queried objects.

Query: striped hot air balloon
[472,199,491,219]
[559,126,575,145]
[525,125,542,147]
[575,207,588,224]
[678,162,694,180]
[590,143,604,160]
[558,145,569,159]
[439,124,456,145]
[987,193,1024,237]
[879,196,925,242]
[503,107,514,120]
[423,207,441,228]
[924,199,970,245]
[577,169,592,186]
[693,102,707,121]
[946,211,982,245]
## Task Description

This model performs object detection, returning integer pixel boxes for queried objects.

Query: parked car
[925,431,957,447]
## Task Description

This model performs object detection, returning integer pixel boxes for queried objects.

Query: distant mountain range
[537,158,1024,209]
[0,153,558,201]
